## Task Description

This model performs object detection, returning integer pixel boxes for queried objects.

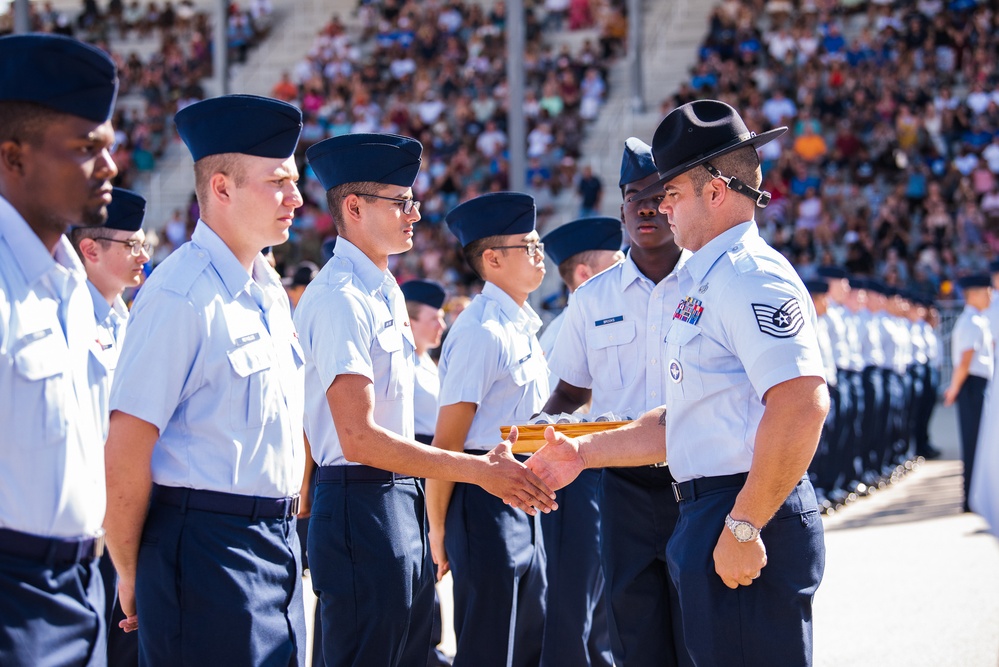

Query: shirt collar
[682,220,758,284]
[88,280,112,323]
[481,282,542,335]
[331,236,395,296]
[0,194,86,287]
[619,247,693,290]
[192,220,259,299]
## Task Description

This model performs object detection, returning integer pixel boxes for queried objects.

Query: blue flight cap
[104,188,146,232]
[816,266,849,280]
[0,33,118,123]
[989,259,999,274]
[306,133,423,191]
[957,274,991,289]
[541,217,623,267]
[804,279,829,295]
[848,276,868,290]
[401,279,447,310]
[866,280,889,296]
[619,137,658,188]
[175,95,303,161]
[445,192,536,248]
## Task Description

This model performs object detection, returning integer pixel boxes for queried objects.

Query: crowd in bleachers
[663,0,998,298]
[267,0,626,295]
[0,1,273,192]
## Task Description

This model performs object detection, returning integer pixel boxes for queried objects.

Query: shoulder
[146,244,212,297]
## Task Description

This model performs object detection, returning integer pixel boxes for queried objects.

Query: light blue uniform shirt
[111,221,305,497]
[294,237,416,466]
[438,282,549,452]
[414,352,440,438]
[923,320,941,370]
[548,250,689,416]
[538,309,565,388]
[816,313,838,386]
[951,305,994,380]
[662,221,826,483]
[840,307,866,372]
[824,303,852,370]
[857,308,885,369]
[0,196,107,537]
[89,281,129,412]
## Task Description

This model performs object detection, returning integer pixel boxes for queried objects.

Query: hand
[117,576,139,633]
[429,526,449,581]
[526,425,585,491]
[942,384,958,407]
[480,427,558,515]
[297,491,312,519]
[713,527,767,589]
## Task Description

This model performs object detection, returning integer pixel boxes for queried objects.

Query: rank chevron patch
[751,298,804,338]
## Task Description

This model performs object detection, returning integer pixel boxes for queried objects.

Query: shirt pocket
[663,321,704,401]
[11,328,69,450]
[375,328,406,400]
[585,320,637,390]
[226,337,275,430]
[509,352,546,421]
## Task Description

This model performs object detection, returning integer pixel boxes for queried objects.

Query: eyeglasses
[356,193,421,215]
[94,238,152,257]
[488,241,545,258]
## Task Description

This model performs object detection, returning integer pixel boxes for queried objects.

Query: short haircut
[462,234,507,279]
[557,249,612,286]
[67,225,112,260]
[0,101,62,145]
[192,153,247,209]
[325,181,384,234]
[688,145,761,197]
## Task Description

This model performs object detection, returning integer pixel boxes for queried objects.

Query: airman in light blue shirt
[0,31,119,666]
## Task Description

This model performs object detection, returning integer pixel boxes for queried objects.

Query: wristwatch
[725,514,760,543]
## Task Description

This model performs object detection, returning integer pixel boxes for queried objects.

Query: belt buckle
[93,528,106,559]
[671,481,683,504]
[650,460,668,468]
[289,495,301,517]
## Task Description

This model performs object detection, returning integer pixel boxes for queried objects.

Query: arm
[103,410,160,632]
[541,379,592,415]
[327,374,554,512]
[713,375,829,589]
[426,401,477,580]
[943,348,975,406]
[298,432,315,518]
[527,406,667,489]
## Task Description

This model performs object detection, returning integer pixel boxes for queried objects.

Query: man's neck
[630,243,682,285]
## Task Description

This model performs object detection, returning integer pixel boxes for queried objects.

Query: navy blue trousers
[667,478,825,667]
[309,477,434,667]
[445,481,546,667]
[136,500,305,666]
[540,468,611,667]
[0,550,105,666]
[861,366,885,476]
[600,468,689,667]
[957,375,989,511]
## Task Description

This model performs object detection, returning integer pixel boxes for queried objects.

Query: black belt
[317,465,413,483]
[464,450,530,463]
[672,472,749,503]
[151,484,299,519]
[0,527,105,564]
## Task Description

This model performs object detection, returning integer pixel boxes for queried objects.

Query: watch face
[735,523,755,541]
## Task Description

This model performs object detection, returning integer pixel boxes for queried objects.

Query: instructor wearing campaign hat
[103,94,308,666]
[529,100,829,667]
[0,33,119,666]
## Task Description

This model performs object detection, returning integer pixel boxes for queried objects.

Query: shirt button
[650,325,657,331]
[608,335,614,341]
[651,358,657,365]
[651,391,657,398]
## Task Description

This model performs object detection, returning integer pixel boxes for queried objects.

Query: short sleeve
[723,272,827,400]
[110,288,201,432]
[547,292,593,389]
[296,286,375,391]
[438,321,504,407]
